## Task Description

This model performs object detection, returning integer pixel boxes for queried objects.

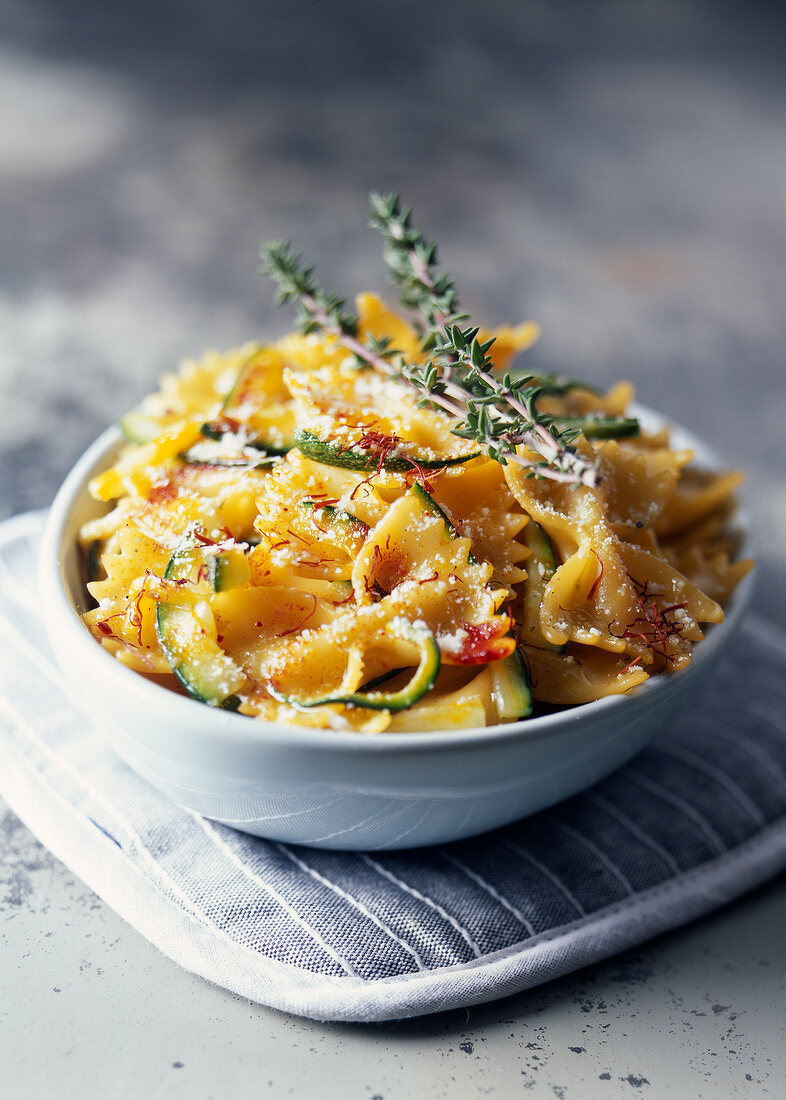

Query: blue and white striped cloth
[2,511,785,1021]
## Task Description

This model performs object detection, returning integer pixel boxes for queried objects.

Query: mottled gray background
[1,1,785,1096]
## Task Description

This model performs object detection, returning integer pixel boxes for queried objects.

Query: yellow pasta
[80,293,752,730]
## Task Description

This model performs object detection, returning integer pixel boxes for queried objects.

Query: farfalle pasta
[80,293,751,732]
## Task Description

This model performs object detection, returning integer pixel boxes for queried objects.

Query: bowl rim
[39,405,756,756]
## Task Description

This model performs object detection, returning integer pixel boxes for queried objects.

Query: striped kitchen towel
[1,510,785,1022]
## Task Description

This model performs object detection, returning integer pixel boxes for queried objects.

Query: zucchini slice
[409,481,456,533]
[179,439,281,469]
[519,522,566,654]
[200,416,296,456]
[155,538,247,707]
[271,619,440,712]
[85,539,104,583]
[200,350,297,454]
[407,480,481,567]
[295,429,479,474]
[300,500,370,551]
[119,410,162,445]
[387,671,491,731]
[553,415,639,440]
[490,646,533,720]
[206,546,251,592]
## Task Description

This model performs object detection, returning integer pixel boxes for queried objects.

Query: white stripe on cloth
[359,855,484,959]
[621,768,727,856]
[191,817,360,977]
[582,792,682,876]
[437,849,536,936]
[655,741,767,828]
[494,836,587,918]
[696,709,786,793]
[276,844,427,971]
[543,815,635,896]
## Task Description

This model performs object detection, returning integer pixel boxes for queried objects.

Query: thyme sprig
[433,324,595,482]
[260,241,469,425]
[368,192,596,400]
[368,193,601,485]
[262,197,607,487]
[368,191,467,350]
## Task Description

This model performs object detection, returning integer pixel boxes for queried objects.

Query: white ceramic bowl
[39,409,755,850]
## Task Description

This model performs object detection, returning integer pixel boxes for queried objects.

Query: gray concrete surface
[1,1,785,1095]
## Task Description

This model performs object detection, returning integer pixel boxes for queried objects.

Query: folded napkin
[1,511,785,1022]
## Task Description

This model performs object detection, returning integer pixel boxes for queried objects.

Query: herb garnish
[262,194,629,486]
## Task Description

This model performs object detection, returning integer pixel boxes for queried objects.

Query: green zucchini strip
[178,444,280,469]
[409,481,480,564]
[295,429,479,473]
[198,426,293,457]
[553,415,639,439]
[206,547,251,592]
[300,500,370,536]
[119,410,162,445]
[490,646,533,720]
[409,482,456,533]
[85,539,104,583]
[199,351,296,454]
[271,620,440,712]
[155,537,247,708]
[521,521,566,655]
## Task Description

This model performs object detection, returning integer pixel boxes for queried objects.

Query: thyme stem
[369,193,600,486]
